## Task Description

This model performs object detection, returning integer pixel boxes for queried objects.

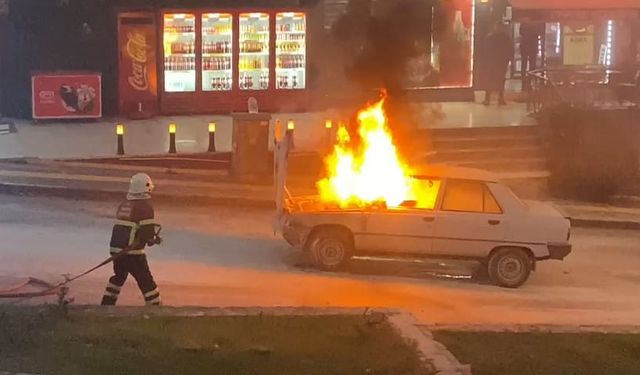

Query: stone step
[431,135,543,152]
[438,157,548,173]
[427,124,541,139]
[427,145,544,163]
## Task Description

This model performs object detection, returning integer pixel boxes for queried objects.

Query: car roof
[410,164,499,183]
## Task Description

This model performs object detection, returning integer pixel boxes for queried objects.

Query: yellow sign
[563,25,595,65]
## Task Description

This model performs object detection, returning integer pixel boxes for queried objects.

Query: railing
[527,67,640,114]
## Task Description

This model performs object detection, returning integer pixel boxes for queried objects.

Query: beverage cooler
[159,10,309,114]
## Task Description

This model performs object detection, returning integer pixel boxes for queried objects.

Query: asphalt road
[1,195,639,327]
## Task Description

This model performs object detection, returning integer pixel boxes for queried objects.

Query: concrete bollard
[168,123,177,154]
[325,119,335,150]
[286,119,295,150]
[116,123,125,155]
[208,122,216,153]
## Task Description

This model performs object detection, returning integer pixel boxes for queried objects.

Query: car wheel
[487,248,532,288]
[308,229,352,271]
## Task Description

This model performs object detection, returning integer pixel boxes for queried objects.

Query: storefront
[1,0,481,119]
[508,0,640,76]
[118,6,314,117]
[393,0,476,92]
[319,0,477,103]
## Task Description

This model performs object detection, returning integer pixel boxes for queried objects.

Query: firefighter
[101,173,163,306]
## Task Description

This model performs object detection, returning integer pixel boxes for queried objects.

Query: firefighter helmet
[128,173,154,198]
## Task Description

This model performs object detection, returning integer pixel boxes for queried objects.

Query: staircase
[419,125,548,176]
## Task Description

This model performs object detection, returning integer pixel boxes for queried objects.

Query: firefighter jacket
[109,199,158,255]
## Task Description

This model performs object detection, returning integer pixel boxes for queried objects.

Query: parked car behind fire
[276,165,571,288]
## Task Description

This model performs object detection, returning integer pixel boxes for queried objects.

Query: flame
[318,96,438,209]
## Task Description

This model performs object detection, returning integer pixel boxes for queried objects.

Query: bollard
[274,119,283,144]
[208,122,216,152]
[325,119,334,150]
[116,123,125,155]
[168,123,177,154]
[286,119,295,150]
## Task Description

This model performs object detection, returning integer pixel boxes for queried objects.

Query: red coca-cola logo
[39,90,55,100]
[126,31,149,91]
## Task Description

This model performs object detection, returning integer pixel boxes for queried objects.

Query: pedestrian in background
[520,21,544,91]
[483,22,514,106]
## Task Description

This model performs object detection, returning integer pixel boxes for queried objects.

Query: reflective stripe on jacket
[109,199,157,255]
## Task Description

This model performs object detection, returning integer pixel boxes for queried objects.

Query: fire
[318,96,437,209]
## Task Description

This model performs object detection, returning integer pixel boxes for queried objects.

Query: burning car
[273,97,571,288]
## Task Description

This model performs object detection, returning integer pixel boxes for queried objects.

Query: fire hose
[0,225,162,301]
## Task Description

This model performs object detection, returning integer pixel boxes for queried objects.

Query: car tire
[308,229,352,271]
[487,248,532,288]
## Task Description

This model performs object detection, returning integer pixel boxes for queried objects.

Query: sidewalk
[0,101,536,160]
[0,159,638,230]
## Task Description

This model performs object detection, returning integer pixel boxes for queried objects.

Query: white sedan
[279,166,572,288]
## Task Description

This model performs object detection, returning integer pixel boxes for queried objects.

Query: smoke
[331,1,433,94]
[330,0,437,159]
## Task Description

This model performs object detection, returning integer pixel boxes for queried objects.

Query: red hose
[0,277,59,299]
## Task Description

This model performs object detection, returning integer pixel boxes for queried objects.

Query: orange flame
[318,96,439,209]
[318,96,441,209]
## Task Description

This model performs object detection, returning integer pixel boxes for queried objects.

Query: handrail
[526,66,639,114]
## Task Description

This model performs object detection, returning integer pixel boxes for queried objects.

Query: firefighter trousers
[100,254,161,306]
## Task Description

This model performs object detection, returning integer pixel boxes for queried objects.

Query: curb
[0,182,275,209]
[388,312,471,375]
[569,217,640,230]
[421,323,640,334]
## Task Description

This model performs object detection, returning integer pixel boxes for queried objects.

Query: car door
[432,179,506,258]
[357,208,436,255]
[356,178,442,255]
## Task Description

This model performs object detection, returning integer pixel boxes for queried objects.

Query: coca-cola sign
[126,32,150,91]
[118,13,158,116]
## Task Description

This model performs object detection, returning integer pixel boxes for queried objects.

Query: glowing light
[169,123,177,134]
[287,120,295,130]
[606,20,614,66]
[555,23,561,54]
[208,122,216,133]
[116,124,124,135]
[325,120,333,129]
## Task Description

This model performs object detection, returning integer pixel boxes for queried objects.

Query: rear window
[441,180,503,214]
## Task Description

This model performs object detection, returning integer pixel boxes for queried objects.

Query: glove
[154,235,163,246]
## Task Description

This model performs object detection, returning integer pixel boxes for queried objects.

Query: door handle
[488,219,501,225]
[423,217,435,222]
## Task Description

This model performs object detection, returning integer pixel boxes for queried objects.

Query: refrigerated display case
[163,13,196,92]
[156,8,309,114]
[202,12,233,92]
[239,13,270,91]
[276,12,306,90]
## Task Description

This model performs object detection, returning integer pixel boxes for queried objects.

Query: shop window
[276,12,307,90]
[202,13,233,92]
[163,13,196,92]
[239,13,270,90]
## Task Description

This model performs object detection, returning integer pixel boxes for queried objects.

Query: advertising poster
[32,72,102,119]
